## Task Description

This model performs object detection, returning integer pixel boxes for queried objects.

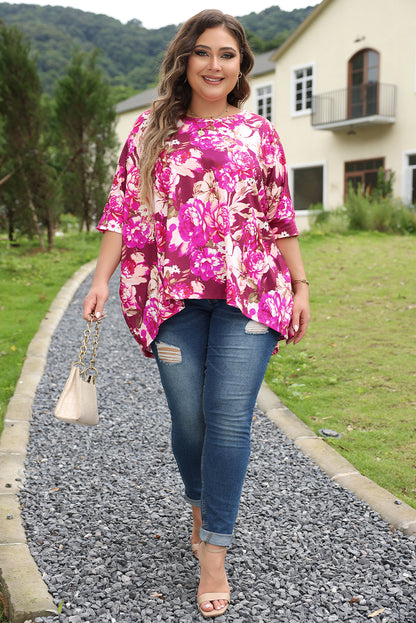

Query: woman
[83,9,310,618]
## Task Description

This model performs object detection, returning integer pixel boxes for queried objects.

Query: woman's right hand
[82,231,123,322]
[83,282,109,321]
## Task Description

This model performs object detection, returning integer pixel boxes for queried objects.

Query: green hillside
[0,3,315,97]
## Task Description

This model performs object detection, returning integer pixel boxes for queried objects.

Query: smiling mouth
[203,76,224,83]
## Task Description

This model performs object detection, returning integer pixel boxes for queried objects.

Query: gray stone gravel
[20,273,416,623]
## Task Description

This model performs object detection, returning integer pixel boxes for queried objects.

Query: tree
[54,49,118,231]
[0,4,311,96]
[0,19,57,248]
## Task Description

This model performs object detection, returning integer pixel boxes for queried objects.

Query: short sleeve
[97,112,148,234]
[262,124,298,239]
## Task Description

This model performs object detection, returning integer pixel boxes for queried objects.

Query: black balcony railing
[312,82,397,128]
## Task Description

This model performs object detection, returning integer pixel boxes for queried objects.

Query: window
[293,65,314,114]
[404,154,416,206]
[292,165,323,211]
[345,158,384,196]
[256,85,273,121]
[348,49,380,118]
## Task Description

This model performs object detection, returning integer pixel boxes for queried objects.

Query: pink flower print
[245,250,268,280]
[132,112,149,135]
[241,219,261,248]
[206,202,230,242]
[122,252,150,284]
[190,247,224,281]
[154,161,172,194]
[120,281,137,312]
[275,270,292,295]
[121,256,136,279]
[155,221,167,249]
[276,142,286,165]
[259,290,283,324]
[193,172,228,208]
[178,199,208,246]
[261,130,284,167]
[225,279,239,305]
[139,326,151,346]
[170,148,202,177]
[108,163,126,194]
[165,280,195,300]
[215,165,238,193]
[261,140,276,166]
[280,194,294,217]
[231,149,255,179]
[124,216,152,249]
[106,191,122,214]
[142,298,161,336]
[274,159,286,183]
[124,165,141,209]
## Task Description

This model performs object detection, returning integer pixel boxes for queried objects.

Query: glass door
[348,50,379,119]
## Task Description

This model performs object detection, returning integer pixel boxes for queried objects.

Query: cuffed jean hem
[200,528,233,547]
[184,494,201,507]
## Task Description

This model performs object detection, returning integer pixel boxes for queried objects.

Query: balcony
[312,83,397,131]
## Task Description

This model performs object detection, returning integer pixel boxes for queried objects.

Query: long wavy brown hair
[139,9,254,210]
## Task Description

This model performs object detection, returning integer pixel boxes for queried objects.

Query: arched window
[348,49,379,118]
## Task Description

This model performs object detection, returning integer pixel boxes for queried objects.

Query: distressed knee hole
[245,320,269,335]
[155,341,182,363]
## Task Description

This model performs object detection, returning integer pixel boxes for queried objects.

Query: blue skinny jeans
[151,299,280,546]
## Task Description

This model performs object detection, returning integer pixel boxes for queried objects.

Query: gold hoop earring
[237,72,243,88]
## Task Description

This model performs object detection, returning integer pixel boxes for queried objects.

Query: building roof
[271,0,333,62]
[251,49,277,77]
[116,86,158,114]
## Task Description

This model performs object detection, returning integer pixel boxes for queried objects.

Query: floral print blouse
[98,109,299,357]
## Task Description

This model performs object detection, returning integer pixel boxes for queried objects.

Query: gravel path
[21,272,416,623]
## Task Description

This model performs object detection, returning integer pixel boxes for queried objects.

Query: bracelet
[292,279,310,286]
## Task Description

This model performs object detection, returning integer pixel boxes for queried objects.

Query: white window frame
[402,150,416,206]
[255,83,274,122]
[289,161,326,214]
[291,62,315,117]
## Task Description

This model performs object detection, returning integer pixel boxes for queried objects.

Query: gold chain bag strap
[54,314,102,426]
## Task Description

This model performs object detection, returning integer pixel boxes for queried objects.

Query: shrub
[312,169,416,235]
[390,201,416,233]
[310,207,349,235]
[344,186,415,234]
[344,183,372,231]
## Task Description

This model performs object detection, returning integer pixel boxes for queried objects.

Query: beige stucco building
[268,0,416,230]
[115,0,416,230]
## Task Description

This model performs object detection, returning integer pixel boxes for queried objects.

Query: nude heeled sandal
[192,542,201,558]
[197,592,230,619]
[197,543,230,618]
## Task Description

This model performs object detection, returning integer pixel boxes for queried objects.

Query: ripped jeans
[151,299,280,546]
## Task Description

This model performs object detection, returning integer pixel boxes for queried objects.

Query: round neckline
[184,110,247,122]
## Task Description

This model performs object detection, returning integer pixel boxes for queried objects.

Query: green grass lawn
[266,231,416,509]
[1,230,415,512]
[0,232,101,434]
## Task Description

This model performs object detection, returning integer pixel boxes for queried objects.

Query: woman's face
[186,26,241,109]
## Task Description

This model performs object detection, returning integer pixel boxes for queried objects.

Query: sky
[11,0,317,29]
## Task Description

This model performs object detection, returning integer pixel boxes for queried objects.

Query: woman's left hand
[275,236,311,345]
[287,288,310,345]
